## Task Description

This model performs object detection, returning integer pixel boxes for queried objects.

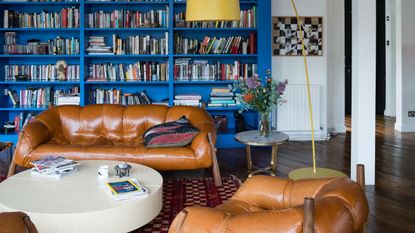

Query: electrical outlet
[408,111,415,117]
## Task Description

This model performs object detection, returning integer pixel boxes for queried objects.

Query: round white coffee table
[0,160,163,233]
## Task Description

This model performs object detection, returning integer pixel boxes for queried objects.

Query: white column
[395,0,415,132]
[327,0,345,133]
[351,0,376,185]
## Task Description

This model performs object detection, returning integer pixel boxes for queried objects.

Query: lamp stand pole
[288,0,346,180]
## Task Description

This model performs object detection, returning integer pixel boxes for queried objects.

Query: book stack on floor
[87,36,113,55]
[31,156,79,179]
[208,87,237,108]
[104,178,148,201]
[173,94,202,107]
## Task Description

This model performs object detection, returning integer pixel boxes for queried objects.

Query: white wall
[272,0,345,138]
[395,0,415,132]
[385,0,396,117]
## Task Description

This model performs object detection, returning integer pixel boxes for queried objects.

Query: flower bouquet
[231,70,287,137]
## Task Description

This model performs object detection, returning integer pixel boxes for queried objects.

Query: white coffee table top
[0,160,163,233]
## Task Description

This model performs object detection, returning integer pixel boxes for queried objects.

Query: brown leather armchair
[10,104,221,185]
[0,212,38,233]
[169,165,369,233]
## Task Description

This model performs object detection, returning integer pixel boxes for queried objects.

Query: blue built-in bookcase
[0,0,271,148]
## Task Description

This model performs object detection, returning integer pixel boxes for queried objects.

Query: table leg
[271,145,278,176]
[246,145,253,175]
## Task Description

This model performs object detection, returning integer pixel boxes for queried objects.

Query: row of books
[89,89,154,105]
[208,87,238,108]
[112,34,168,55]
[173,93,202,107]
[87,8,169,28]
[174,33,256,55]
[3,8,80,29]
[87,34,168,55]
[4,32,80,55]
[174,7,257,28]
[5,64,80,81]
[88,62,168,82]
[30,156,79,179]
[174,59,257,81]
[8,87,80,107]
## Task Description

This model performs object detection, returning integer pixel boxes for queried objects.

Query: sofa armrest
[14,120,52,167]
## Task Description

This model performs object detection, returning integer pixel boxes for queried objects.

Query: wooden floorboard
[163,116,415,233]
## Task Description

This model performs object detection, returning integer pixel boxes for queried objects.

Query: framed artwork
[272,16,323,56]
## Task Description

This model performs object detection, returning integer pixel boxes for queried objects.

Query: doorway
[345,0,386,116]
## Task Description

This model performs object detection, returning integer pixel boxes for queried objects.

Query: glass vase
[259,112,271,137]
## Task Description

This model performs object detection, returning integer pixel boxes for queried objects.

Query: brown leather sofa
[169,167,369,233]
[0,212,38,233]
[11,104,221,185]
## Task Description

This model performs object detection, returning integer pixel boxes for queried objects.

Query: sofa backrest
[36,104,211,145]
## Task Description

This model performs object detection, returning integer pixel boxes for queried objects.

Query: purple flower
[277,81,287,94]
[246,75,259,89]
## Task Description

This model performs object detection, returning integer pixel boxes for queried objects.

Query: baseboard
[281,131,329,141]
[395,123,415,132]
[328,125,347,134]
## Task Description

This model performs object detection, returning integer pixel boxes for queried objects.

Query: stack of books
[87,36,113,55]
[31,156,79,179]
[174,94,202,107]
[208,87,237,108]
[104,178,148,201]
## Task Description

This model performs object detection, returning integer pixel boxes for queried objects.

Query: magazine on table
[30,156,79,178]
[104,178,148,201]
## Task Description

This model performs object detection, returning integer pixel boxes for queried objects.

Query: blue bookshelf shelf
[0,55,80,58]
[174,28,257,32]
[0,106,48,111]
[85,81,168,85]
[173,54,257,58]
[174,81,235,85]
[0,28,80,31]
[0,0,271,148]
[85,1,168,5]
[84,28,168,32]
[84,54,168,58]
[0,81,80,85]
[0,2,79,5]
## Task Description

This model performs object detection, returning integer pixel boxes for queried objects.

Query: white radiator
[275,85,321,133]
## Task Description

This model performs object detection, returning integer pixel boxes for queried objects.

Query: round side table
[235,130,289,177]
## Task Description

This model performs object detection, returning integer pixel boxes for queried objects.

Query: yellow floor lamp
[186,0,345,179]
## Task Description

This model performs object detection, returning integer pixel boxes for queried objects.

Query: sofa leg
[7,159,16,178]
[208,133,222,187]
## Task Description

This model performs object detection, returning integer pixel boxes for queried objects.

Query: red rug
[133,176,241,233]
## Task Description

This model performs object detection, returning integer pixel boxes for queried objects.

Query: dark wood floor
[163,116,415,233]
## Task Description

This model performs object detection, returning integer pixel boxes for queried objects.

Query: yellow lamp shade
[186,0,241,22]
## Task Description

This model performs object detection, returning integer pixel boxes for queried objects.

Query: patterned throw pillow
[144,116,200,148]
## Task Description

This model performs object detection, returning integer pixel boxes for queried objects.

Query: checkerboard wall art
[272,16,323,56]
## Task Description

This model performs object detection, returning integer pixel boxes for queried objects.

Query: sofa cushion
[144,117,199,148]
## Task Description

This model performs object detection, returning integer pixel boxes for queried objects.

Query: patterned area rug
[133,176,241,233]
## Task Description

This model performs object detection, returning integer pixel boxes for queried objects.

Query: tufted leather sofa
[169,174,369,233]
[13,104,219,183]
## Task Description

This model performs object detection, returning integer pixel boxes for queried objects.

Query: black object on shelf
[234,112,246,132]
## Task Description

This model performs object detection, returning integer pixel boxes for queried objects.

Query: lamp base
[288,167,346,180]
